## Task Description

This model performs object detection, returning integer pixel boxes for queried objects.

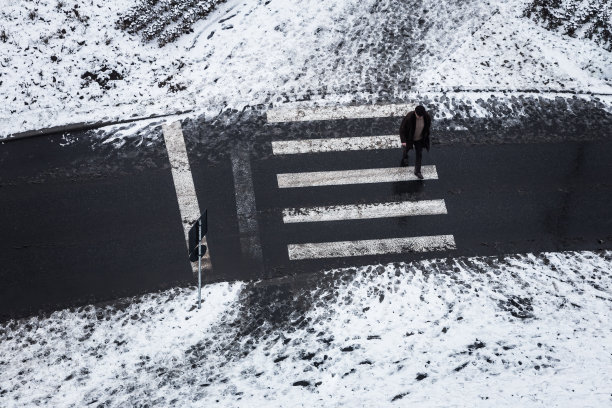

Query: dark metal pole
[198,218,202,310]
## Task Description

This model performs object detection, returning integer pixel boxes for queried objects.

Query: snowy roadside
[2,0,612,138]
[1,250,610,406]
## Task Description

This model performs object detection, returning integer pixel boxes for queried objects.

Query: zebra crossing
[268,113,457,262]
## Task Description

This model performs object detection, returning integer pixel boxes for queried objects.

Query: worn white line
[283,200,447,223]
[272,135,401,155]
[162,121,211,273]
[288,235,456,260]
[277,166,438,188]
[231,149,264,269]
[266,103,415,123]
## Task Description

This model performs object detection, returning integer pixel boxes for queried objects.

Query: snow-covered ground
[2,1,612,406]
[1,251,610,406]
[2,0,612,137]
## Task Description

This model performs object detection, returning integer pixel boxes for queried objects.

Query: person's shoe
[414,171,424,180]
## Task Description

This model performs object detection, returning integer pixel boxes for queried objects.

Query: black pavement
[1,112,611,320]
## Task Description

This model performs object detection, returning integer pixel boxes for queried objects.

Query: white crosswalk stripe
[162,121,212,273]
[277,166,438,188]
[267,103,415,123]
[287,235,456,260]
[283,200,448,223]
[272,135,400,155]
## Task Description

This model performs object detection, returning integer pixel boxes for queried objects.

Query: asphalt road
[1,111,611,320]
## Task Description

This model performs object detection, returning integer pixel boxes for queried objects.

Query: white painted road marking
[287,235,456,260]
[268,105,454,262]
[272,135,401,155]
[267,103,415,123]
[162,121,211,273]
[231,149,264,269]
[283,200,448,223]
[277,166,438,188]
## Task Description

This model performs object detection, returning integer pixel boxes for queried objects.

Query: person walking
[399,105,431,179]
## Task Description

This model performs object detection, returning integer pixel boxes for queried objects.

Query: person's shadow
[393,158,425,228]
[393,157,425,198]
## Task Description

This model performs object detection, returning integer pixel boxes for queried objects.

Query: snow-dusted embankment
[1,251,610,406]
[2,0,612,137]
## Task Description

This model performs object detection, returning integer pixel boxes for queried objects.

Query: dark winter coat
[399,111,431,151]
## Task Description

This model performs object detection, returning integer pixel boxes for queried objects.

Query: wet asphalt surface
[1,104,612,320]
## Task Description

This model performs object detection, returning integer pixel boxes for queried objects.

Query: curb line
[1,110,194,143]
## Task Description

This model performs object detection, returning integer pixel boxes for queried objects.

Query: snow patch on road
[1,251,610,406]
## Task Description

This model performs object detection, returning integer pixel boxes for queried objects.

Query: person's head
[415,105,426,118]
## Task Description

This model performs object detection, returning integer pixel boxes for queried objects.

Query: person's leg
[401,144,409,166]
[414,141,423,175]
